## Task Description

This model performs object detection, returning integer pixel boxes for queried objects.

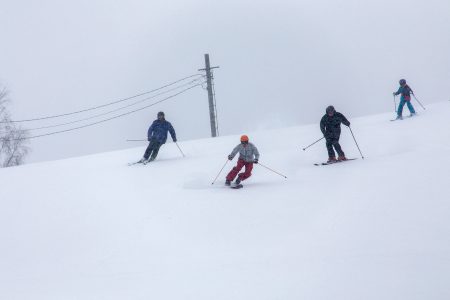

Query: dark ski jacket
[394,84,413,101]
[320,112,350,139]
[147,119,177,144]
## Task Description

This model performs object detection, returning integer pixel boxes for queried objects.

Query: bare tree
[0,86,29,168]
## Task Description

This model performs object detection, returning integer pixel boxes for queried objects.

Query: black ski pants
[326,137,345,158]
[143,139,162,160]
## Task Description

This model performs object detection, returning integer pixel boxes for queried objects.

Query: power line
[13,83,202,140]
[26,78,205,131]
[5,74,204,123]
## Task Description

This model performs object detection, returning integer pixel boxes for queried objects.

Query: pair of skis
[230,183,243,189]
[226,182,243,189]
[314,158,358,166]
[390,114,417,122]
[127,159,153,166]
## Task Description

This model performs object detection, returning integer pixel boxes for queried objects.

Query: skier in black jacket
[320,106,351,162]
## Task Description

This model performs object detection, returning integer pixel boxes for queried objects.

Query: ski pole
[393,94,397,112]
[412,93,426,110]
[175,142,185,158]
[257,162,288,179]
[302,137,325,151]
[126,139,146,142]
[211,159,229,185]
[348,127,364,159]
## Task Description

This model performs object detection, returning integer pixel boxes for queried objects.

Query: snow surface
[1,102,450,300]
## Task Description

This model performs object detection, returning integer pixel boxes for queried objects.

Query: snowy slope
[1,102,450,300]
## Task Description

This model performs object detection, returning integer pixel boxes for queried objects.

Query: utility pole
[198,54,219,137]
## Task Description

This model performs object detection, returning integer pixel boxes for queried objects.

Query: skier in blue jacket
[139,111,177,163]
[393,79,416,120]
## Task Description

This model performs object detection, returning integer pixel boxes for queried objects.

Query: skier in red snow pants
[226,159,254,182]
[225,135,260,186]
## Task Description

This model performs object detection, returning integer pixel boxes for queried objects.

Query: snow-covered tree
[0,86,29,167]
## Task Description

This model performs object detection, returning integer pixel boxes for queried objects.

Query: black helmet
[157,111,165,118]
[326,105,335,114]
[399,79,406,85]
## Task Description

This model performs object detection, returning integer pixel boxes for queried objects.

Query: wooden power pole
[198,54,219,137]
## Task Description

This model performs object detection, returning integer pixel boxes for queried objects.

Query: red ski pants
[226,159,253,182]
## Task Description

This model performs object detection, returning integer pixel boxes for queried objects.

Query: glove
[173,139,177,142]
[253,159,258,164]
[393,92,396,96]
[228,155,233,160]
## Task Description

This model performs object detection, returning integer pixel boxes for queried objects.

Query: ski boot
[327,156,337,163]
[338,155,347,161]
[143,157,154,165]
[235,177,242,185]
[225,180,231,186]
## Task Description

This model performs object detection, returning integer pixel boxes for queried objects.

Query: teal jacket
[394,84,413,101]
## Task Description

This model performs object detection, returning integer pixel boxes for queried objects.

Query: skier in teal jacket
[393,79,416,120]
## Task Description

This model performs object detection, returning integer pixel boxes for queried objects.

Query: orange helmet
[240,135,249,142]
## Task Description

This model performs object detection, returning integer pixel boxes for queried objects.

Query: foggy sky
[1,0,449,163]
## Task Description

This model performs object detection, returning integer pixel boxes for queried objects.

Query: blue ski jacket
[147,119,177,144]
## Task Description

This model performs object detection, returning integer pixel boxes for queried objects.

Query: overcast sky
[1,0,449,163]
